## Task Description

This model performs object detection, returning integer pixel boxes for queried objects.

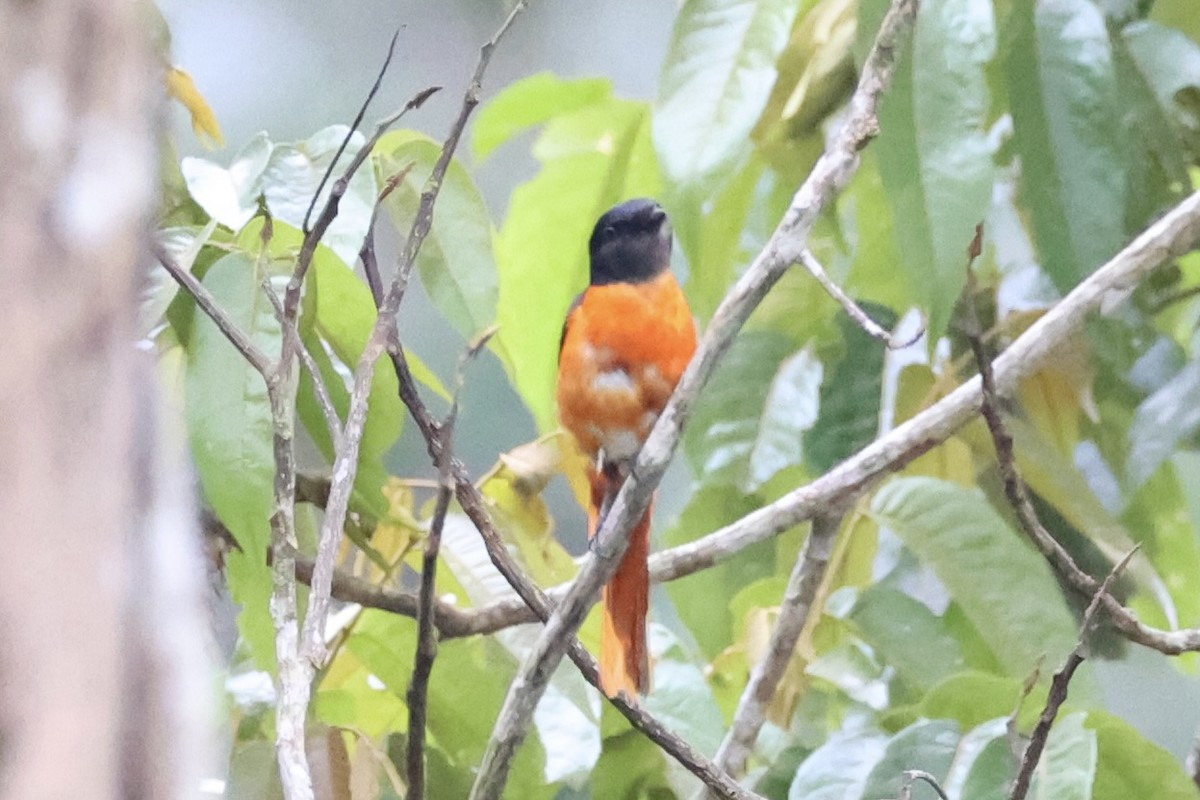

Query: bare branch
[262,282,343,449]
[470,2,920,794]
[300,0,525,679]
[902,771,950,800]
[799,249,922,348]
[707,514,842,790]
[1009,552,1134,800]
[154,246,272,376]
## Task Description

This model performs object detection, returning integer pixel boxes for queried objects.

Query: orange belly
[557,271,697,464]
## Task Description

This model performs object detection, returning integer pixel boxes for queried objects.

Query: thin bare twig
[798,249,922,348]
[706,514,842,792]
[902,771,950,800]
[1009,552,1134,800]
[262,282,343,449]
[470,2,920,795]
[303,29,400,234]
[154,246,272,376]
[299,0,525,683]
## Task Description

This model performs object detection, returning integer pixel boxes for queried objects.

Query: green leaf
[1123,21,1200,159]
[849,586,967,696]
[472,72,612,160]
[920,672,1021,731]
[185,252,279,670]
[870,478,1079,678]
[376,131,498,342]
[655,0,802,196]
[1031,712,1096,800]
[348,611,553,800]
[747,347,824,491]
[874,0,995,342]
[684,330,800,488]
[259,125,378,268]
[181,132,272,230]
[860,719,960,800]
[663,485,775,659]
[805,308,891,474]
[492,93,661,429]
[644,632,727,758]
[788,729,889,800]
[1126,358,1200,489]
[1005,0,1127,292]
[1086,710,1200,800]
[944,718,1016,800]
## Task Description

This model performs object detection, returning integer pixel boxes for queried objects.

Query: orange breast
[557,271,697,464]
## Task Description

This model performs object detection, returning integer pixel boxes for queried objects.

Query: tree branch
[470,2,919,794]
[706,513,842,791]
[1009,552,1133,800]
[799,249,921,348]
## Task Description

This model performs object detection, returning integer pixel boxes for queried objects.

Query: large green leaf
[849,586,967,696]
[655,0,802,196]
[491,89,661,429]
[1123,21,1200,160]
[870,478,1079,678]
[859,719,960,799]
[683,329,799,488]
[260,125,378,267]
[788,729,889,800]
[185,252,279,670]
[919,672,1021,731]
[1087,711,1200,800]
[805,309,890,473]
[1126,358,1200,489]
[376,131,498,342]
[1031,712,1096,800]
[872,0,995,341]
[747,347,824,490]
[1005,0,1127,292]
[471,72,612,160]
[943,719,1016,800]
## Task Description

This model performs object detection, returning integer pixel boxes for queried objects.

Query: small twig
[359,164,415,308]
[963,230,1200,657]
[798,249,922,349]
[470,2,920,795]
[262,282,343,449]
[706,513,842,792]
[154,246,272,376]
[1009,552,1134,800]
[902,770,950,800]
[405,407,456,800]
[303,29,400,234]
[299,0,521,681]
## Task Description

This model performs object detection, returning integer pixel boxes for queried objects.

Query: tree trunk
[0,2,212,797]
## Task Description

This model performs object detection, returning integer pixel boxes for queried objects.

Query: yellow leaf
[166,65,224,149]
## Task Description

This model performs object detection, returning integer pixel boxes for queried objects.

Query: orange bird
[557,199,697,698]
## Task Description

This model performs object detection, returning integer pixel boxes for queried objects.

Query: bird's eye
[603,225,617,238]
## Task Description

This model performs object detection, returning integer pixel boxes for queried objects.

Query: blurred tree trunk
[0,2,212,798]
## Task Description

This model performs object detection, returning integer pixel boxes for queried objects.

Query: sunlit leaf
[655,0,801,196]
[1030,712,1096,800]
[185,252,278,670]
[377,131,498,342]
[788,728,889,800]
[472,72,611,160]
[943,718,1015,800]
[859,719,960,800]
[849,586,966,697]
[1087,711,1200,800]
[919,671,1021,731]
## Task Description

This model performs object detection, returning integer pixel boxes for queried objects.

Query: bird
[556,198,698,698]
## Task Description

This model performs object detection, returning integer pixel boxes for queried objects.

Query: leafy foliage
[156,0,1200,796]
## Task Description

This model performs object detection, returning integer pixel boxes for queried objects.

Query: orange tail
[588,470,652,698]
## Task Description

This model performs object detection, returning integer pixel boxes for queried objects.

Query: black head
[588,198,672,285]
